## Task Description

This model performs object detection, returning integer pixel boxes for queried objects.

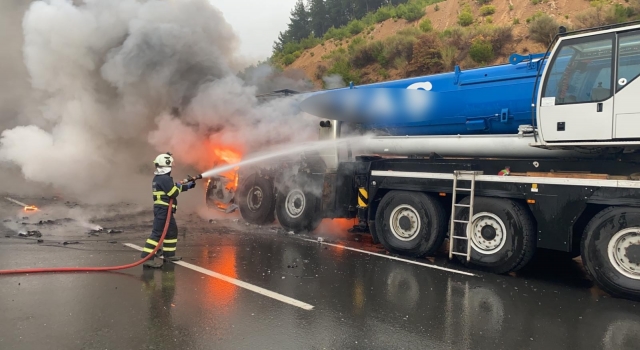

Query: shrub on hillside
[327,58,361,85]
[300,35,321,50]
[407,33,445,76]
[477,0,492,4]
[480,5,496,16]
[469,39,494,63]
[458,12,474,26]
[315,65,328,80]
[420,18,434,32]
[382,34,418,67]
[348,37,367,54]
[397,2,426,22]
[489,26,513,53]
[439,45,457,70]
[282,41,303,56]
[324,26,350,41]
[575,3,635,28]
[374,6,396,22]
[351,41,385,68]
[347,20,366,35]
[528,14,559,46]
[282,54,296,66]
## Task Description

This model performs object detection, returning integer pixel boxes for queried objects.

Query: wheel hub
[285,189,305,218]
[481,226,497,241]
[389,205,421,241]
[399,216,412,231]
[247,186,263,212]
[626,245,640,265]
[608,228,640,280]
[469,212,507,255]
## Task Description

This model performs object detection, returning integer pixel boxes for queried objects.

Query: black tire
[275,175,322,233]
[453,197,536,274]
[237,173,276,225]
[375,191,447,257]
[581,206,640,300]
[368,220,380,244]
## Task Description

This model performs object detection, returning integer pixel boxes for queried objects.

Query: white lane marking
[298,238,477,277]
[123,243,314,311]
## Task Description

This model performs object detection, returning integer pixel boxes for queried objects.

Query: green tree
[308,0,329,37]
[287,0,312,42]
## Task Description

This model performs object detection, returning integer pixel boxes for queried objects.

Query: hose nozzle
[181,174,203,184]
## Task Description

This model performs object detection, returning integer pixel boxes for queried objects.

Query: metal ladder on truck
[448,170,482,262]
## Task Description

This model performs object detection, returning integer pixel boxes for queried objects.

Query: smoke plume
[0,0,320,206]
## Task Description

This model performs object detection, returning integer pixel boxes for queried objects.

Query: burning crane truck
[206,21,640,300]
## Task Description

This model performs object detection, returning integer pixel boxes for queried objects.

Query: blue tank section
[299,53,550,136]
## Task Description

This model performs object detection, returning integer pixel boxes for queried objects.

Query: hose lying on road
[0,198,173,275]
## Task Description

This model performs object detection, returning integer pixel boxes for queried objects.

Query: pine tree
[325,0,349,28]
[287,0,312,42]
[308,0,328,37]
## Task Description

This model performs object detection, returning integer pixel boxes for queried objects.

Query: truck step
[454,204,471,208]
[452,236,469,240]
[453,219,469,224]
[450,252,470,257]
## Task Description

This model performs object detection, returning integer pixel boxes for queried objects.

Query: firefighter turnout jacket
[152,174,190,211]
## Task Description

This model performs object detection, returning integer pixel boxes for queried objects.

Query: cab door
[538,33,615,142]
[613,30,640,139]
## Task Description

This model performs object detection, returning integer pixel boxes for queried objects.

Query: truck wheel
[275,176,322,233]
[237,173,276,225]
[368,220,380,244]
[581,206,640,300]
[375,191,447,257]
[453,197,535,274]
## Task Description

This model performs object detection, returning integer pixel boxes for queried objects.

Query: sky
[209,0,299,65]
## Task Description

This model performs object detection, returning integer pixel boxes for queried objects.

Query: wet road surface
[2,219,640,349]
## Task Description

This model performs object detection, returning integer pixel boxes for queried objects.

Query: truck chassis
[216,154,640,301]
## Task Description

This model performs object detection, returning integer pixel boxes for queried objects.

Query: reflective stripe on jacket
[152,174,189,211]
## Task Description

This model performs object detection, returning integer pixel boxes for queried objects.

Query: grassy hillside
[278,0,639,88]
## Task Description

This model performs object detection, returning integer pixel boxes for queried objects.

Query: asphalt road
[1,204,640,350]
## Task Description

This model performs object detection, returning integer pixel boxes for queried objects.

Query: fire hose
[0,198,175,275]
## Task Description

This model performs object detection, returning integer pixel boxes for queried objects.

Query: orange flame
[202,142,244,212]
[24,205,38,212]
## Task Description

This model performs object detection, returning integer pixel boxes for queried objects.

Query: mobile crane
[208,21,640,300]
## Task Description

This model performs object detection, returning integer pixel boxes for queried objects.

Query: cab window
[617,32,640,92]
[542,35,614,105]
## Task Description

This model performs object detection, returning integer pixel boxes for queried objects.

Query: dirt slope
[288,0,626,87]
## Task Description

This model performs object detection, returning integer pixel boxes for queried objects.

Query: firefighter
[142,152,196,268]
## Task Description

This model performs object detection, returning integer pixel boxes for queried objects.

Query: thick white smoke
[0,0,319,205]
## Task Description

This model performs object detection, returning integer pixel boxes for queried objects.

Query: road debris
[18,230,42,238]
[62,241,79,245]
[107,229,123,234]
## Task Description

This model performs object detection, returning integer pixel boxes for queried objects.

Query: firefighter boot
[143,257,163,268]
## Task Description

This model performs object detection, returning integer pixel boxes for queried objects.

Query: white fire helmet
[153,153,174,175]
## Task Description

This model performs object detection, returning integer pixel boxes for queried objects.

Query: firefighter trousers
[141,206,178,258]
